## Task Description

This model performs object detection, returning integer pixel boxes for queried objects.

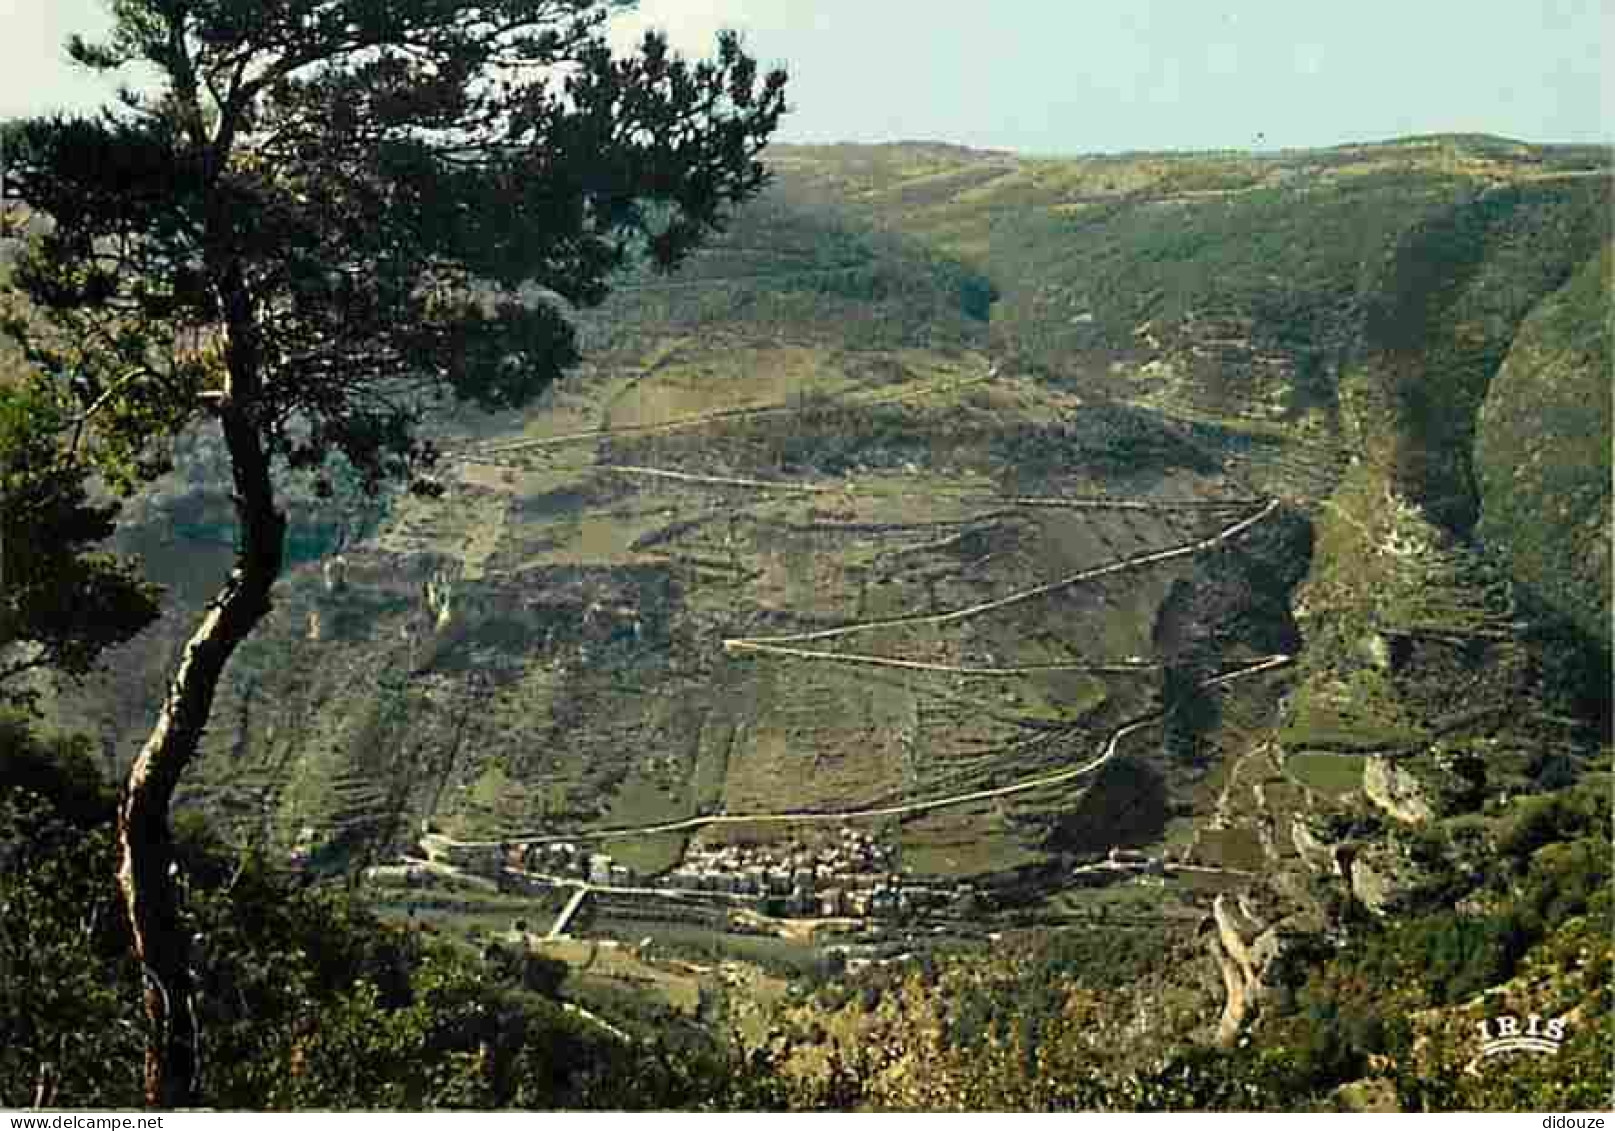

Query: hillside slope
[1475,244,1612,650]
[35,136,1610,911]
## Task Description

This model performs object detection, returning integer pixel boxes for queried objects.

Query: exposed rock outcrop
[1364,752,1486,825]
[1291,814,1338,872]
[1347,836,1446,916]
[1205,893,1313,1045]
[1363,756,1438,824]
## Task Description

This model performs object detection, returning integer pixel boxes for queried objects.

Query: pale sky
[1,0,1609,154]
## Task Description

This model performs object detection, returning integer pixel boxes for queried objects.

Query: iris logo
[1475,1014,1568,1058]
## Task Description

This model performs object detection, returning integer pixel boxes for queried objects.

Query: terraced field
[51,324,1285,884]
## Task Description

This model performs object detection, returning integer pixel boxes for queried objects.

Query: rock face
[1363,756,1439,824]
[1206,896,1258,1045]
[1205,893,1310,1045]
[1348,846,1405,916]
[1291,814,1339,872]
[1204,925,1250,1047]
[1363,752,1486,825]
[1348,837,1444,916]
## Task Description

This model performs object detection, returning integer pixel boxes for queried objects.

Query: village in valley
[377,824,979,930]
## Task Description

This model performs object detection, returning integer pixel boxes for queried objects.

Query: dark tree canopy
[0,384,160,706]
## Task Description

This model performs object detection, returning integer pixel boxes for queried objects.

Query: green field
[1285,751,1367,797]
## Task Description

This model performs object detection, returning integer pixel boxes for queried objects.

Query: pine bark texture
[117,387,284,1106]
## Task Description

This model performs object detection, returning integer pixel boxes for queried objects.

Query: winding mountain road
[428,651,1291,852]
[426,370,1293,864]
[722,498,1281,655]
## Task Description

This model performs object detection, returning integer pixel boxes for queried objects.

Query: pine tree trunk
[117,403,284,1108]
